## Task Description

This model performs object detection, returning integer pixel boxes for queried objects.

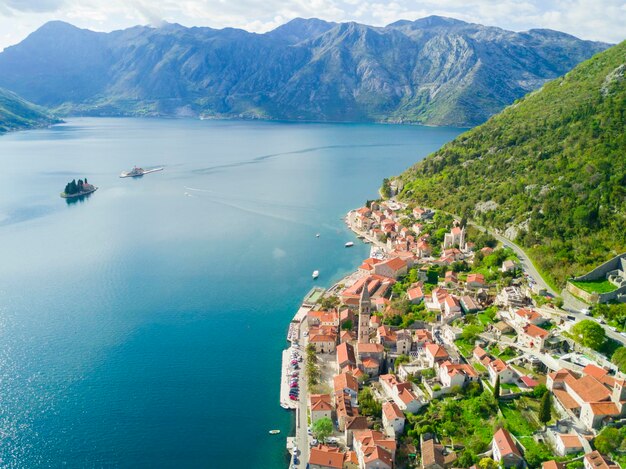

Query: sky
[0,0,624,50]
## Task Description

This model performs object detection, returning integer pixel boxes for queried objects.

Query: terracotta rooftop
[492,428,521,458]
[309,445,344,469]
[585,451,620,469]
[565,375,611,403]
[553,389,581,410]
[557,434,583,449]
[382,401,404,421]
[334,372,358,393]
[522,323,549,338]
[421,438,445,468]
[337,342,356,366]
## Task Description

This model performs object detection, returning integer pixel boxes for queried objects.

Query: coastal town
[279,199,626,469]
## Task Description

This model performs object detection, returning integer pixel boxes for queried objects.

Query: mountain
[0,17,610,126]
[0,87,60,133]
[397,41,626,288]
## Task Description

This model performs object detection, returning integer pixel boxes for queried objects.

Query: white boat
[120,166,164,178]
[316,233,320,238]
[345,242,354,247]
[269,429,281,435]
[312,270,319,279]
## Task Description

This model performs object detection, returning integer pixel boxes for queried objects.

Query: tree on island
[311,417,333,443]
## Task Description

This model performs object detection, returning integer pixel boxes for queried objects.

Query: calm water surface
[0,118,462,468]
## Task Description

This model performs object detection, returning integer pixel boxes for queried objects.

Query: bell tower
[358,280,372,344]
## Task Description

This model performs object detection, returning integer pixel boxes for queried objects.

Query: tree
[611,347,626,373]
[341,319,353,331]
[394,354,410,368]
[538,391,551,427]
[493,375,500,399]
[532,384,548,398]
[594,427,621,455]
[311,417,333,443]
[478,458,499,469]
[571,319,607,350]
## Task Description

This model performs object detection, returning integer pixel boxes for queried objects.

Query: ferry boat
[120,166,164,178]
[345,242,354,247]
[312,270,319,279]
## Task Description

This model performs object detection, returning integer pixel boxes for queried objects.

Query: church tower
[358,280,372,344]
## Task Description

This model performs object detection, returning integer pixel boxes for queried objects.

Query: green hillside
[398,41,626,288]
[0,87,59,133]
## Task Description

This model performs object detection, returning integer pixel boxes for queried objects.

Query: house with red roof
[473,346,488,362]
[377,325,397,348]
[513,308,547,327]
[353,430,396,469]
[555,433,583,456]
[337,342,356,370]
[438,361,479,389]
[373,257,408,279]
[584,451,620,469]
[424,343,450,368]
[309,444,344,469]
[309,325,338,353]
[382,401,405,436]
[466,273,486,289]
[379,373,424,413]
[309,394,333,424]
[334,372,358,407]
[407,285,424,304]
[517,323,550,351]
[547,368,626,430]
[487,358,517,386]
[492,428,524,468]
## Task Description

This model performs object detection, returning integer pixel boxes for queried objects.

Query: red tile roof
[522,323,549,338]
[382,401,404,421]
[309,445,344,468]
[334,372,358,394]
[337,342,356,366]
[493,428,521,458]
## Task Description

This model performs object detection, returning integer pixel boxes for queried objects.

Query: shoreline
[277,211,390,467]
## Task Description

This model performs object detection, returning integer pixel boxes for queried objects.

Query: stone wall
[572,252,626,282]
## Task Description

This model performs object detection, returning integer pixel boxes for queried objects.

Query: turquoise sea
[0,118,462,468]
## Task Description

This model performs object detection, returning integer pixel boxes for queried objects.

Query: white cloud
[0,0,623,50]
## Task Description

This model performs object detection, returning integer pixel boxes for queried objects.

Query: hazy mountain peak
[266,17,336,43]
[388,15,468,29]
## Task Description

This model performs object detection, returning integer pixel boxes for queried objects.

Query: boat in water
[120,166,164,178]
[316,233,320,238]
[312,270,319,279]
[269,429,281,435]
[345,242,354,247]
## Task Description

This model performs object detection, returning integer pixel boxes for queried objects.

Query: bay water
[0,118,462,468]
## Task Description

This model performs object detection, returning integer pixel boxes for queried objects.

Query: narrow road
[293,320,309,468]
[467,221,557,297]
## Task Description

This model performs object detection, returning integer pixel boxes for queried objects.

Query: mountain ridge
[0,16,610,126]
[0,87,60,134]
[396,41,626,287]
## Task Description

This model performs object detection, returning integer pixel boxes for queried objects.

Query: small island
[60,178,98,198]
